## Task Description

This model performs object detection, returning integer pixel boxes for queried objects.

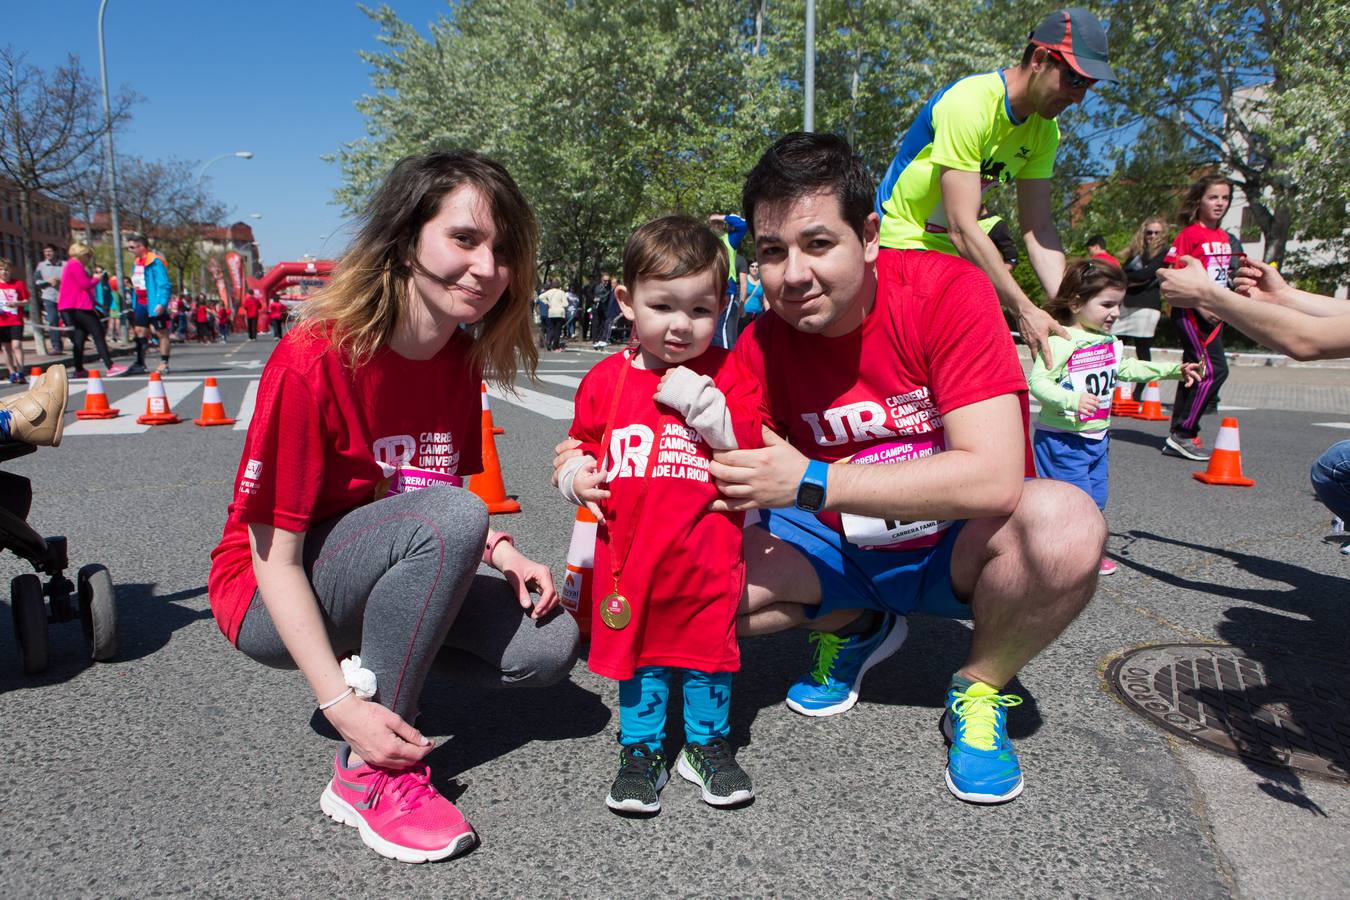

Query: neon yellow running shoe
[941,681,1024,804]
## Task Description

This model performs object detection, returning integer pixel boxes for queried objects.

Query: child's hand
[1179,362,1202,387]
[1077,392,1101,418]
[572,461,610,520]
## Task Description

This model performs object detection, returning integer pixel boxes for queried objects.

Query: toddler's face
[1074,287,1124,333]
[619,272,721,367]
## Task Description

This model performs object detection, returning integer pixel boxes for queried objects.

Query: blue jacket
[134,252,173,314]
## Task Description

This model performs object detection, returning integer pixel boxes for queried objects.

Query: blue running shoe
[942,681,1025,803]
[785,613,907,717]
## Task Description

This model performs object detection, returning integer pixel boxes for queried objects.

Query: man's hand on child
[573,461,610,520]
[1077,392,1101,417]
[709,427,807,512]
[1179,362,1202,387]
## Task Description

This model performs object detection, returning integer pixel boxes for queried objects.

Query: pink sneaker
[1099,557,1117,576]
[320,748,476,863]
[106,364,129,378]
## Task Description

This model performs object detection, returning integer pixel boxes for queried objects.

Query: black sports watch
[795,460,829,512]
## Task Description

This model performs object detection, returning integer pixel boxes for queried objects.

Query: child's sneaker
[319,747,476,863]
[605,743,668,814]
[677,737,754,807]
[1098,557,1117,575]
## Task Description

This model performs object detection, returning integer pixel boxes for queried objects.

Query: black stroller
[1,441,118,674]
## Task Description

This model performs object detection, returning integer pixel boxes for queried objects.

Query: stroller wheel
[11,574,48,675]
[77,564,118,662]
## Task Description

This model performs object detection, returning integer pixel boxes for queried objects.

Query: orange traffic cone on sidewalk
[1111,385,1140,418]
[1133,381,1169,421]
[468,388,521,514]
[136,372,181,425]
[1193,418,1255,487]
[560,506,598,637]
[480,382,504,435]
[28,366,42,385]
[75,370,120,419]
[193,377,236,426]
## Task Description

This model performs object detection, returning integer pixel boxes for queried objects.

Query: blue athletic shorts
[133,306,151,327]
[756,505,970,620]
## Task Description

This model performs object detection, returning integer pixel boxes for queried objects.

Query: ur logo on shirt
[372,434,417,467]
[605,425,654,480]
[802,401,897,447]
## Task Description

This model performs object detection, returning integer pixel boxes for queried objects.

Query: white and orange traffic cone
[480,382,504,435]
[1133,381,1169,421]
[27,366,42,385]
[560,506,598,637]
[1193,418,1255,487]
[75,370,120,419]
[193,377,236,426]
[136,371,181,425]
[1110,385,1140,418]
[468,387,521,514]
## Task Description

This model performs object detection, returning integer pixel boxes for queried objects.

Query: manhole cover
[1106,643,1350,781]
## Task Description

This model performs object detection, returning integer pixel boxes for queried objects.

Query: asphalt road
[1,335,1346,898]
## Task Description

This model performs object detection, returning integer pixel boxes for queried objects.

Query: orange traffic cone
[1193,418,1255,487]
[468,391,521,514]
[136,372,181,425]
[560,506,598,636]
[480,382,504,435]
[75,370,120,419]
[1133,381,1169,421]
[28,366,42,385]
[193,377,236,426]
[1111,385,1140,418]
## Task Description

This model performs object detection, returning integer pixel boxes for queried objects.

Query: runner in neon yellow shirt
[874,7,1116,364]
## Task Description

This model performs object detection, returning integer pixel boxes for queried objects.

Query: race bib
[836,437,951,551]
[0,288,17,315]
[131,264,146,291]
[1066,343,1116,423]
[376,463,462,499]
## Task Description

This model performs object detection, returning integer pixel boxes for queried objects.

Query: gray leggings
[235,486,579,720]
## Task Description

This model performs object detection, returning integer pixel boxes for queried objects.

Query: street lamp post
[804,0,816,132]
[97,0,125,308]
[195,151,253,294]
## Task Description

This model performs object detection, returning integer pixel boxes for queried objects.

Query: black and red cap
[1029,8,1116,83]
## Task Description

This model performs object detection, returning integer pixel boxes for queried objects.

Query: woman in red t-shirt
[1161,175,1240,461]
[207,151,577,863]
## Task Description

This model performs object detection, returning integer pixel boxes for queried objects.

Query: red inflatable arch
[251,260,336,301]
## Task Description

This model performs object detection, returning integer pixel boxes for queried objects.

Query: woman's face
[1198,184,1231,227]
[408,183,510,328]
[748,262,759,280]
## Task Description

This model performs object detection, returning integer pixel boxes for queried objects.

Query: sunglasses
[1144,229,1163,236]
[1046,50,1095,90]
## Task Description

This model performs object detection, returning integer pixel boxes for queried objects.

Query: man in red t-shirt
[718,134,1103,805]
[242,292,262,340]
[1086,235,1121,268]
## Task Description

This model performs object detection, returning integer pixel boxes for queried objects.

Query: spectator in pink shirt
[58,243,120,377]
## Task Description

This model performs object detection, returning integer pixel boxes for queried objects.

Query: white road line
[537,374,582,389]
[1313,422,1350,430]
[234,380,260,431]
[487,384,575,420]
[63,381,201,436]
[1218,404,1255,411]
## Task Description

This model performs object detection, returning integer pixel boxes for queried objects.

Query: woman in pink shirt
[58,242,120,377]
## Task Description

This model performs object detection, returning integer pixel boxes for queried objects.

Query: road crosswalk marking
[1313,422,1350,430]
[486,384,574,420]
[234,380,259,431]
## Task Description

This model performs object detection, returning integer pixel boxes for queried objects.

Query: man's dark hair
[1086,234,1107,249]
[741,132,875,241]
[1019,43,1037,67]
[42,243,57,252]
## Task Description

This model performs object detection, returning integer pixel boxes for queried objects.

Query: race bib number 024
[836,438,951,552]
[1066,343,1116,423]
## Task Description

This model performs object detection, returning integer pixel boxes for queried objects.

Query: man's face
[1030,48,1094,119]
[127,240,146,257]
[752,190,879,337]
[42,246,54,261]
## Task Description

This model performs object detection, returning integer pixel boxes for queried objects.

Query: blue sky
[18,0,452,264]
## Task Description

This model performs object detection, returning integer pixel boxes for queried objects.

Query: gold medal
[600,591,632,630]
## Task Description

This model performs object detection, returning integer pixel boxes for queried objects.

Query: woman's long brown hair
[1176,174,1232,228]
[297,150,539,387]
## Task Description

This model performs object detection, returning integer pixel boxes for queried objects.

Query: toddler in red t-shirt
[557,216,765,814]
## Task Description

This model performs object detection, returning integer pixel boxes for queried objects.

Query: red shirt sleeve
[921,265,1028,415]
[568,361,611,461]
[732,321,780,433]
[1164,227,1194,267]
[234,364,327,532]
[719,353,768,450]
